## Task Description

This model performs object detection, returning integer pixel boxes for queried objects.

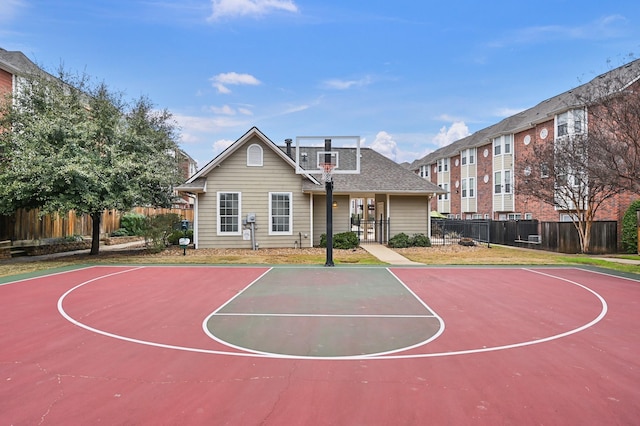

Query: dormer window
[247,144,263,166]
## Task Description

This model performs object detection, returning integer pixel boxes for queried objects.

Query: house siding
[196,136,311,249]
[389,196,429,237]
[312,194,350,245]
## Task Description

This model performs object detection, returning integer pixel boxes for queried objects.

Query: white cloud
[210,72,261,94]
[209,105,236,115]
[432,121,470,147]
[213,138,235,153]
[209,0,298,20]
[369,131,398,161]
[0,0,26,23]
[323,76,373,90]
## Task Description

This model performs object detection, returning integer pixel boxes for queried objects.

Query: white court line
[56,266,608,361]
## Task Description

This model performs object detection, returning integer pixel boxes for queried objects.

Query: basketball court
[1,264,638,424]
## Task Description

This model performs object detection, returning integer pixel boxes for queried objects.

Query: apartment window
[494,135,513,156]
[469,177,475,197]
[439,183,449,200]
[556,109,586,138]
[494,171,502,194]
[461,151,467,165]
[461,148,475,165]
[461,178,475,198]
[419,165,429,179]
[504,170,511,193]
[247,144,263,166]
[524,213,533,220]
[541,163,549,178]
[269,192,292,234]
[218,192,241,234]
[461,179,467,197]
[507,213,521,220]
[469,149,475,164]
[438,158,449,172]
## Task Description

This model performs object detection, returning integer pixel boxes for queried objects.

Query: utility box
[246,213,256,223]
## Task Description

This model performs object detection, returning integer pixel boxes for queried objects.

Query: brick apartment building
[410,59,640,229]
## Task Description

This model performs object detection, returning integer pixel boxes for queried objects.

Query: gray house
[177,127,445,249]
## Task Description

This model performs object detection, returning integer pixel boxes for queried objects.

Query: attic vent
[247,144,263,167]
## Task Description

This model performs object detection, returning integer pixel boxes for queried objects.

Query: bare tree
[516,59,640,253]
[574,60,640,195]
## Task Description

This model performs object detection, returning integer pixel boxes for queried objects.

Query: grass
[1,244,638,280]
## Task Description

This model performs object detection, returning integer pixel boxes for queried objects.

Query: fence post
[637,210,639,255]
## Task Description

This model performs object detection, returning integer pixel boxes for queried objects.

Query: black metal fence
[429,218,618,254]
[352,219,390,244]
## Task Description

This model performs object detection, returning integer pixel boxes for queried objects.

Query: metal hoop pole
[324,139,334,267]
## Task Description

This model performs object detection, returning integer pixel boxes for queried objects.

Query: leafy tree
[621,199,640,254]
[0,68,182,254]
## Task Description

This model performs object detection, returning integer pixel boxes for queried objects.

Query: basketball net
[321,163,334,183]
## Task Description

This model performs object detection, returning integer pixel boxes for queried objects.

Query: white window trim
[217,192,242,235]
[269,192,293,235]
[247,144,263,167]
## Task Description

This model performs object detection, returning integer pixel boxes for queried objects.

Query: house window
[269,192,292,235]
[247,144,263,166]
[218,192,241,234]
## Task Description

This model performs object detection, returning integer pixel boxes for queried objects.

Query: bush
[410,233,431,247]
[388,233,411,248]
[319,232,359,249]
[110,228,130,237]
[142,213,182,252]
[167,229,194,245]
[621,199,640,253]
[120,212,147,236]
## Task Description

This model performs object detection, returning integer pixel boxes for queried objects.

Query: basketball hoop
[321,163,334,183]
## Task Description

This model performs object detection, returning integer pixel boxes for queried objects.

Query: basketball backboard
[294,136,361,177]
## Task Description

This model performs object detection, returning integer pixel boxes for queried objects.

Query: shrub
[410,233,431,247]
[167,229,194,245]
[110,228,130,237]
[142,213,182,252]
[319,232,359,249]
[120,212,147,236]
[388,233,410,248]
[621,199,640,253]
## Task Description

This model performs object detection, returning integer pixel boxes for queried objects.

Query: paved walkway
[360,243,422,265]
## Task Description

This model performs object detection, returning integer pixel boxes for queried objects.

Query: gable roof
[176,127,319,193]
[177,127,445,195]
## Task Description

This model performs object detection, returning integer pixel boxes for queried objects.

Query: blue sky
[2,1,639,167]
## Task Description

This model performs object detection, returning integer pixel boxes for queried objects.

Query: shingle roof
[299,148,445,194]
[410,58,640,169]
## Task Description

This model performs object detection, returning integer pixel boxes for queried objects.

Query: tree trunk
[90,211,102,255]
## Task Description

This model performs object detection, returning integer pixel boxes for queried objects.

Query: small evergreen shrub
[110,228,130,237]
[319,232,359,249]
[388,233,411,248]
[621,199,640,253]
[410,233,431,247]
[142,213,182,252]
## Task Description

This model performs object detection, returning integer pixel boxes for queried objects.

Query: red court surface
[1,265,639,425]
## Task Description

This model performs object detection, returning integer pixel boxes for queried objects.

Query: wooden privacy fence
[0,207,194,241]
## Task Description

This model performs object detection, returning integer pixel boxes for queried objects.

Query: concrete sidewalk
[360,243,422,265]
